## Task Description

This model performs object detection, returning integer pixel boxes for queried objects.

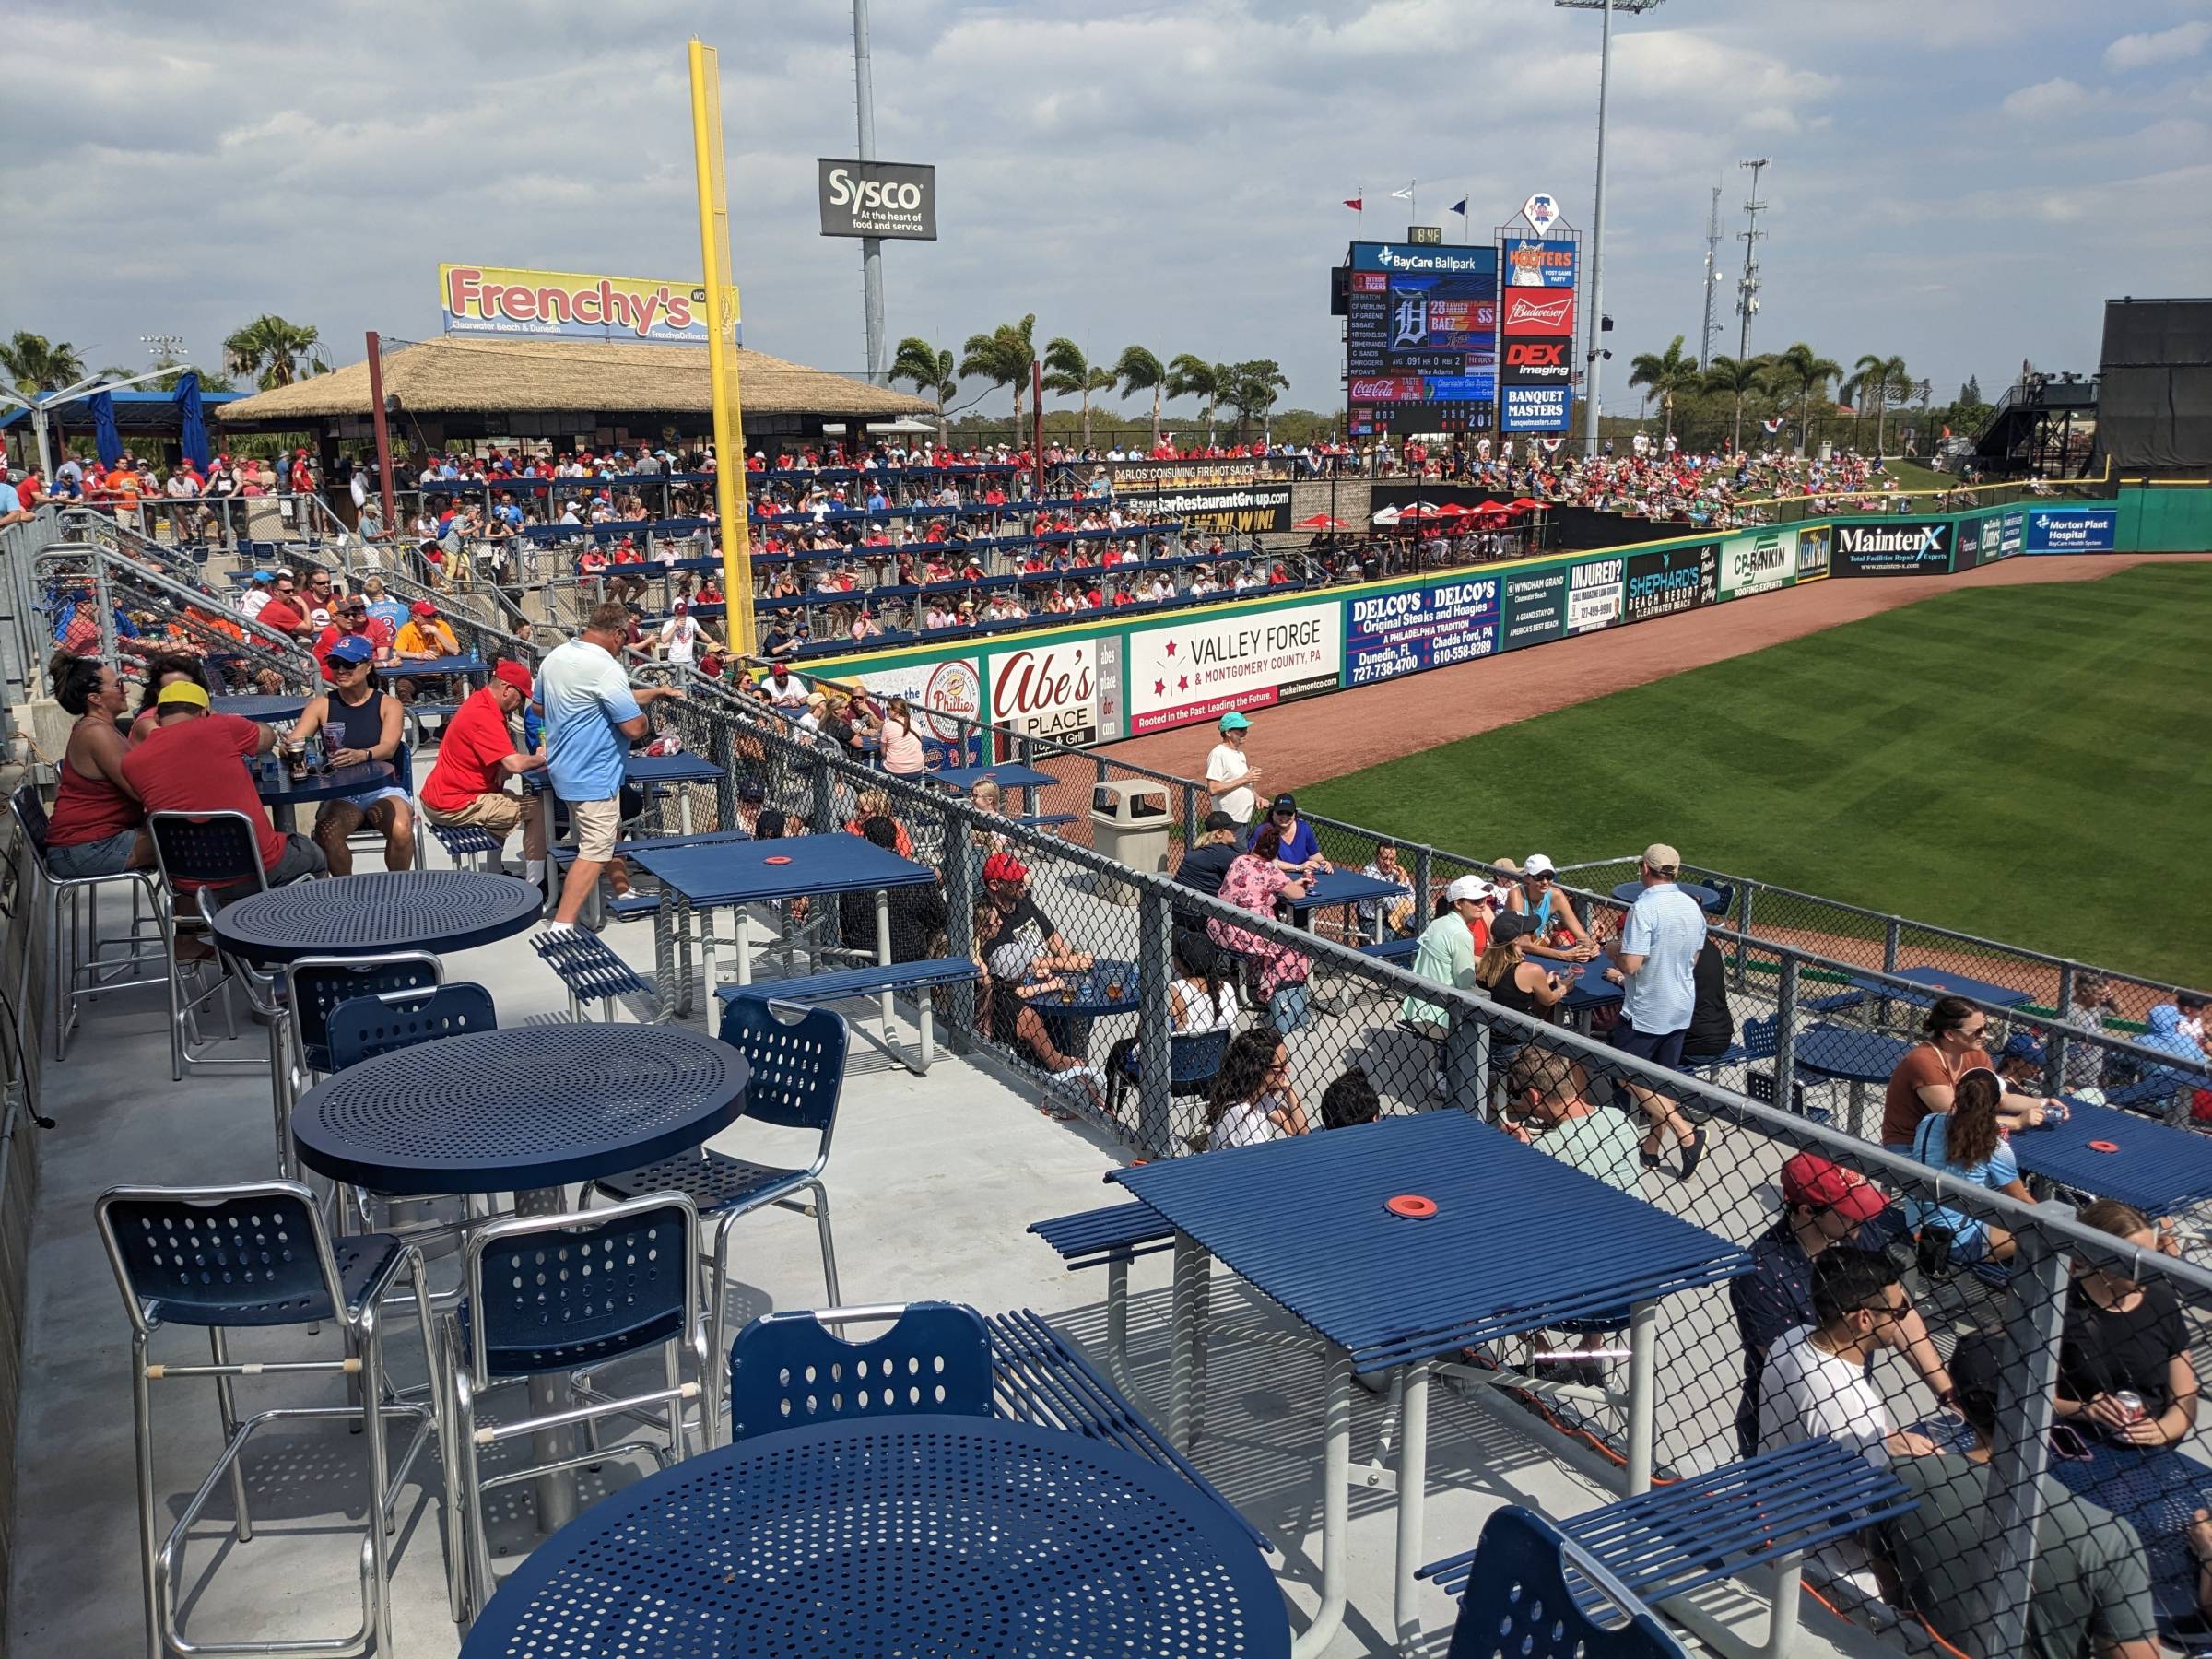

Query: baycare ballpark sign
[439,264,717,345]
[797,499,2160,752]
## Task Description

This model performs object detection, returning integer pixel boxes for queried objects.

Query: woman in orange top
[1880,994,2053,1153]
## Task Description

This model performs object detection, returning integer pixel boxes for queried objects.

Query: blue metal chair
[6,781,167,1064]
[727,1302,992,1441]
[441,1193,709,1623]
[96,1180,439,1659]
[147,810,276,1080]
[593,995,849,1371]
[1443,1506,1688,1659]
[1107,1027,1230,1118]
[275,951,440,1178]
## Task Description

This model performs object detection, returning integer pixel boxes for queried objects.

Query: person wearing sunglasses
[1881,994,2052,1155]
[2054,1199,2198,1452]
[253,573,312,640]
[1506,853,1597,965]
[310,594,394,682]
[287,636,414,875]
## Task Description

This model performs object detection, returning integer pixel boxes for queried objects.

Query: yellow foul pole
[687,40,757,660]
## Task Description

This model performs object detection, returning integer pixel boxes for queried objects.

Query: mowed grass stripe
[1298,564,2212,983]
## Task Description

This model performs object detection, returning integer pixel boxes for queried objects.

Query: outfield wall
[794,484,2206,747]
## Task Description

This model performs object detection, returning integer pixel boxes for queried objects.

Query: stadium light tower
[1555,0,1666,460]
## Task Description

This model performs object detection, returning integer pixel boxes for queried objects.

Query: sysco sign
[817,158,938,241]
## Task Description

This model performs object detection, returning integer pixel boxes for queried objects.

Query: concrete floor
[6,853,1906,1659]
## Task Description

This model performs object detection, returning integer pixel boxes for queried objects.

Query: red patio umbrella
[1293,512,1350,530]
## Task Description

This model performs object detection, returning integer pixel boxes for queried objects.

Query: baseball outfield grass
[1297,561,2212,985]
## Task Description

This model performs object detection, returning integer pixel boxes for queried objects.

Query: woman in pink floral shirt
[1207,823,1314,1034]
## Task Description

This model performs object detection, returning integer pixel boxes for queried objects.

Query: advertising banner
[1567,555,1624,634]
[988,641,1099,747]
[1501,385,1572,431]
[851,655,982,748]
[1106,455,1295,534]
[1501,567,1569,647]
[1720,526,1798,598]
[1624,541,1720,622]
[439,264,713,345]
[1500,338,1572,382]
[1996,509,2025,560]
[2024,507,2117,552]
[1342,578,1500,687]
[1500,236,1579,288]
[817,159,938,241]
[1833,521,1950,576]
[1127,601,1341,735]
[1796,524,1831,581]
[1498,288,1577,337]
[1951,515,1985,571]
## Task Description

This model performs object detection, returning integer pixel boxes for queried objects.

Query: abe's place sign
[818,159,938,241]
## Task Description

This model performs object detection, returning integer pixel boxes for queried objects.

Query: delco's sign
[439,265,715,345]
[818,159,939,241]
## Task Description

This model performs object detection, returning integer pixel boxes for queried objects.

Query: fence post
[942,797,977,1045]
[807,747,833,840]
[1180,782,1199,852]
[1135,888,1175,1159]
[1974,1203,2073,1659]
[1413,845,1434,919]
[1772,953,1798,1119]
[1733,886,1755,993]
[1882,916,1901,977]
[2050,960,2077,1098]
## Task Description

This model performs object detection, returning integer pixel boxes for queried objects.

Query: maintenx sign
[2024,507,2116,552]
[1834,521,1950,577]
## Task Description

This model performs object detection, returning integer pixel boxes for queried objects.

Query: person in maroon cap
[421,659,549,887]
[1730,1151,1954,1458]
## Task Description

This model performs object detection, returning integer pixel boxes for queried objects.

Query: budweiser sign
[1347,376,1427,401]
[1500,291,1575,336]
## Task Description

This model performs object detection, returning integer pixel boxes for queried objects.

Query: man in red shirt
[311,594,395,679]
[121,681,325,899]
[252,571,312,640]
[420,660,549,885]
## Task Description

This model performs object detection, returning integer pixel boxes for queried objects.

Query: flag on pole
[1450,196,1467,216]
[1343,196,1362,211]
[1389,185,1414,201]
[1761,415,1786,435]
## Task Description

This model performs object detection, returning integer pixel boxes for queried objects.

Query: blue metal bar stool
[1443,1506,1688,1659]
[592,995,848,1373]
[276,953,441,1180]
[146,810,277,1081]
[441,1193,710,1625]
[727,1302,992,1441]
[7,782,168,1062]
[96,1181,440,1659]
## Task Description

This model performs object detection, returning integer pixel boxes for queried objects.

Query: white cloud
[2001,77,2094,118]
[2106,19,2212,71]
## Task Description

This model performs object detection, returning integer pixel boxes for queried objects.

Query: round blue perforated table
[458,1416,1289,1659]
[289,1023,750,1196]
[208,869,545,965]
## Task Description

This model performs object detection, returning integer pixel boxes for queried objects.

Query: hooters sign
[989,641,1100,747]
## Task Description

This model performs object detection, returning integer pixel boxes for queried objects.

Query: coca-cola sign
[989,641,1100,747]
[1347,376,1427,401]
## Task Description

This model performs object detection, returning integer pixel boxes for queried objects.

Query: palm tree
[1164,355,1225,447]
[1041,338,1117,448]
[1700,354,1771,453]
[1627,335,1701,443]
[1844,352,1911,457]
[1113,346,1168,449]
[222,314,331,390]
[0,331,88,397]
[1222,360,1289,441]
[890,335,959,447]
[959,314,1040,448]
[1765,343,1842,454]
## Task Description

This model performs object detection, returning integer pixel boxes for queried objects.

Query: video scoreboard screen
[1343,241,1496,438]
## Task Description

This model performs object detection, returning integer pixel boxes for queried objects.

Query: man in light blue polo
[537,601,684,928]
[1603,841,1708,1178]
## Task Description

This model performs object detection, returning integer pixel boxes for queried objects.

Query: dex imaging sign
[818,159,938,241]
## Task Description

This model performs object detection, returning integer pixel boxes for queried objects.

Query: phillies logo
[1502,293,1574,335]
[1504,341,1566,367]
[1522,193,1560,234]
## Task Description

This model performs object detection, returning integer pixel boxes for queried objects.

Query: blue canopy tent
[0,386,244,471]
[90,393,124,466]
[174,372,210,469]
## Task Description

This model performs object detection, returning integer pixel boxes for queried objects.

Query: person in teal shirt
[1400,876,1491,1036]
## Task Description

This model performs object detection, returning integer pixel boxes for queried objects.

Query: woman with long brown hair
[1901,1068,2032,1264]
[1204,1028,1307,1149]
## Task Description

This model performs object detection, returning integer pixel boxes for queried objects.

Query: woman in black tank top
[1478,912,1569,1024]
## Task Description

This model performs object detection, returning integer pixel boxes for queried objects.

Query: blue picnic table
[1612,879,1725,913]
[2015,1097,2212,1216]
[211,692,309,723]
[1283,869,1407,941]
[1847,964,2032,1010]
[1111,1109,1749,1653]
[207,869,542,966]
[930,761,1058,794]
[457,1417,1288,1659]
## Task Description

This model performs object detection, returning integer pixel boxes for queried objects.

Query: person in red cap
[421,659,549,887]
[1729,1150,1954,1459]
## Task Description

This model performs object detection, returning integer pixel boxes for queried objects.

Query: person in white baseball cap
[1400,875,1495,1039]
[1508,851,1598,966]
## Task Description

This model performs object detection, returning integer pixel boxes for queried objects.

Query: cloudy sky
[6,0,2207,425]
